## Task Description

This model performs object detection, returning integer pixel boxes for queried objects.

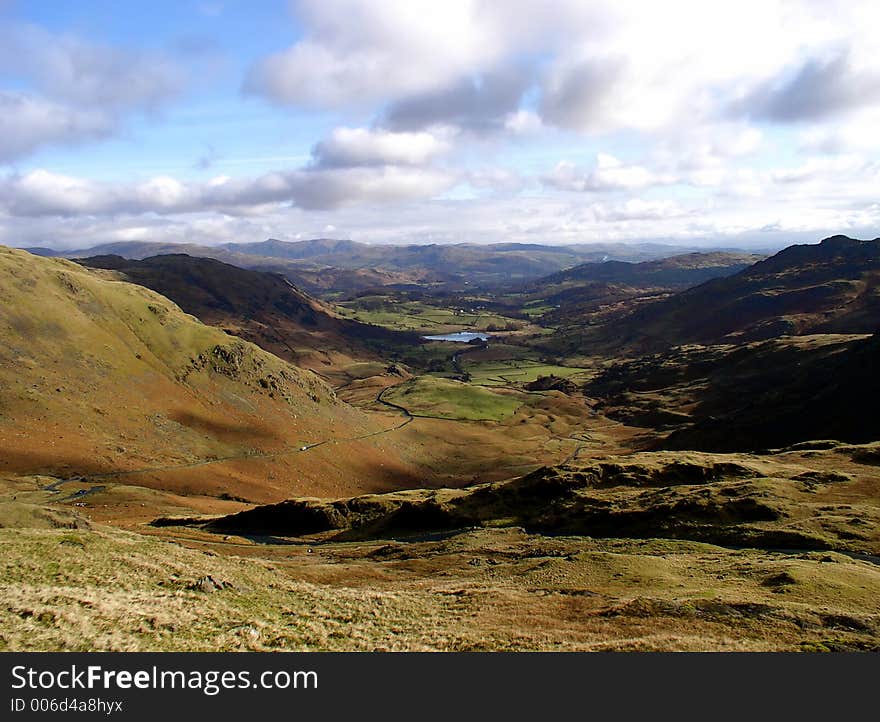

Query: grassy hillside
[0,246,421,505]
[383,376,523,421]
[77,254,421,370]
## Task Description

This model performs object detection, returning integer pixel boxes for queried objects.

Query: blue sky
[3,0,319,180]
[1,0,879,249]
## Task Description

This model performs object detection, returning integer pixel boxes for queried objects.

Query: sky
[1,0,879,250]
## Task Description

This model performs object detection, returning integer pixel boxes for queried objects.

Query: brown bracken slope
[0,246,422,505]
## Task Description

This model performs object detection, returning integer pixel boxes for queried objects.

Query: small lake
[422,331,490,343]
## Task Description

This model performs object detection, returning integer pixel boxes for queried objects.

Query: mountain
[584,333,880,452]
[76,254,420,370]
[218,238,362,260]
[525,251,762,292]
[213,239,717,279]
[515,251,762,324]
[556,235,880,354]
[661,333,880,451]
[0,246,419,504]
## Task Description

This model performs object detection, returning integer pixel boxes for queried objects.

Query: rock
[189,575,232,593]
[761,571,797,588]
[524,375,577,394]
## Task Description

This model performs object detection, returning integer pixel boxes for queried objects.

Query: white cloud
[2,25,182,110]
[4,2,880,250]
[381,68,532,134]
[504,110,543,135]
[245,1,880,137]
[0,22,183,162]
[0,93,114,162]
[798,111,880,154]
[288,165,456,210]
[244,0,506,107]
[731,51,880,123]
[0,165,458,217]
[543,155,673,192]
[311,127,452,168]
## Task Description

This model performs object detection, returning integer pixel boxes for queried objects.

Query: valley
[2,236,879,651]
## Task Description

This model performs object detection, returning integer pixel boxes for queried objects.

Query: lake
[422,331,490,343]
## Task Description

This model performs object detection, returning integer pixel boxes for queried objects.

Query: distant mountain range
[24,238,751,295]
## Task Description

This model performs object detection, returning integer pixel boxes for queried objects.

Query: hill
[567,236,880,353]
[584,333,880,451]
[514,251,761,325]
[0,246,421,508]
[526,251,762,292]
[76,254,420,371]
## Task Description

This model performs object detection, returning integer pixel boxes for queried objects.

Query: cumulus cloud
[503,110,543,135]
[288,165,456,210]
[382,68,532,134]
[538,57,626,133]
[798,113,880,154]
[731,52,880,123]
[648,124,764,180]
[0,24,182,110]
[243,0,505,107]
[0,93,115,162]
[311,127,451,168]
[542,155,673,192]
[246,1,880,135]
[0,23,183,161]
[5,1,880,249]
[0,165,457,217]
[4,174,879,252]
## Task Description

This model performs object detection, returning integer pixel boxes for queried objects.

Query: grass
[3,442,880,651]
[3,513,878,651]
[0,245,417,503]
[384,376,523,421]
[520,300,556,318]
[463,360,589,386]
[0,525,454,652]
[336,298,521,334]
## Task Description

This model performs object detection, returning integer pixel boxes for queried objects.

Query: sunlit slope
[0,246,418,501]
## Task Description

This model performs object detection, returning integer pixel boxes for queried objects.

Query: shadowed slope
[555,236,880,354]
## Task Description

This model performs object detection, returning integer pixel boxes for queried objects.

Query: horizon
[2,1,880,250]
[14,231,880,258]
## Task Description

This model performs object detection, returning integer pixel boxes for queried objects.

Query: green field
[384,376,523,421]
[462,360,589,386]
[336,298,521,334]
[520,300,556,318]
